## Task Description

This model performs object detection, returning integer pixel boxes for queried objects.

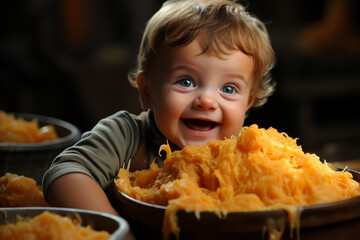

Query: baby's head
[128,0,276,148]
[129,0,275,108]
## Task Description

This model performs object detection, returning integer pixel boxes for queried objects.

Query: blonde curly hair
[128,0,275,108]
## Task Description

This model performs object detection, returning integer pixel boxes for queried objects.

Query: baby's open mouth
[182,119,219,131]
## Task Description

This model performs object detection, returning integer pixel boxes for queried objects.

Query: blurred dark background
[1,0,360,163]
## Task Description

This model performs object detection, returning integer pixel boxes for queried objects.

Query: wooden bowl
[0,113,81,183]
[108,168,360,240]
[0,207,129,240]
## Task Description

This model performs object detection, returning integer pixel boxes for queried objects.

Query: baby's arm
[47,172,119,216]
[45,111,141,214]
[47,173,136,240]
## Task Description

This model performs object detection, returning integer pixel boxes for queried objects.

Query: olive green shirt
[42,109,179,200]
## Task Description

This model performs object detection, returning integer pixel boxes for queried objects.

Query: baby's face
[139,38,254,148]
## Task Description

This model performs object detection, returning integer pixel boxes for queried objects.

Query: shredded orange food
[115,124,360,240]
[0,211,111,240]
[0,173,49,207]
[0,110,58,143]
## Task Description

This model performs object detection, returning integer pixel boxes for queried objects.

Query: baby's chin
[174,136,217,149]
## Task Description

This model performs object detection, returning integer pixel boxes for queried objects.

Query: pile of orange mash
[115,124,360,239]
[0,110,58,143]
[0,211,111,240]
[0,173,48,207]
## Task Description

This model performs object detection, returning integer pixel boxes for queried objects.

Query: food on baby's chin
[0,173,48,207]
[0,211,111,240]
[115,124,360,240]
[0,110,58,143]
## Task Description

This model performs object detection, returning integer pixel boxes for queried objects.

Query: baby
[43,0,275,232]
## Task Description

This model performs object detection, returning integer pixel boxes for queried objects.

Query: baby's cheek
[224,118,245,137]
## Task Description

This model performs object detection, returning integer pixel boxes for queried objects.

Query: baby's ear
[137,74,152,110]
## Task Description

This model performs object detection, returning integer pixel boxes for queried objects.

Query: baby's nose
[194,91,218,110]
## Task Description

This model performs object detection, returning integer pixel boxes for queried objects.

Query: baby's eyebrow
[224,72,245,80]
[169,64,197,72]
[168,64,200,76]
[223,73,249,84]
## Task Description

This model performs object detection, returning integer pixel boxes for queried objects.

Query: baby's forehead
[151,38,255,83]
[161,35,248,59]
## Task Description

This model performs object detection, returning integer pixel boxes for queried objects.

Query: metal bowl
[0,207,129,240]
[108,168,360,240]
[0,113,81,183]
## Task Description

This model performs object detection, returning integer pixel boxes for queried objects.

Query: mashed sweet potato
[0,173,48,207]
[0,211,111,240]
[0,110,58,143]
[115,124,360,240]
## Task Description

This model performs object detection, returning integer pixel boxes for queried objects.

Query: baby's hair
[128,0,276,108]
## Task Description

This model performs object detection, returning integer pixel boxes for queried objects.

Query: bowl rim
[114,181,360,214]
[0,112,81,151]
[0,207,129,240]
[111,168,360,230]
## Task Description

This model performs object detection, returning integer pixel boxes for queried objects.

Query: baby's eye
[177,78,194,88]
[221,85,236,94]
